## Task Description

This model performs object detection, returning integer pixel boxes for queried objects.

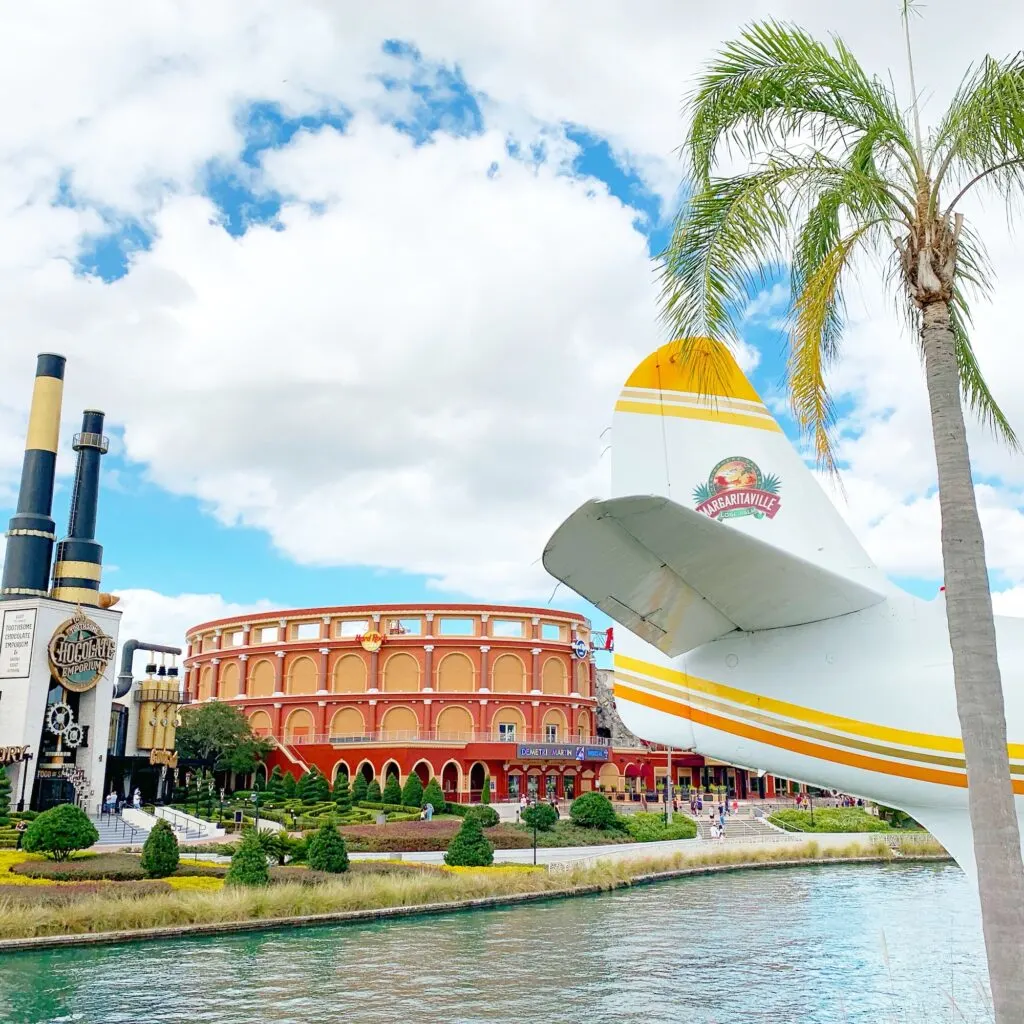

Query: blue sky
[2,36,948,653]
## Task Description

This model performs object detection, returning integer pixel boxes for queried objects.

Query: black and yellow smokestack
[1,354,66,600]
[50,410,109,607]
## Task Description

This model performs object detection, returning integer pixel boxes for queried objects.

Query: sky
[2,0,1024,666]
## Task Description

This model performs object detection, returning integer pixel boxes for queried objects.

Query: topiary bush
[569,792,619,830]
[422,777,446,814]
[444,813,494,867]
[266,765,285,801]
[297,767,330,805]
[468,805,499,829]
[352,773,369,804]
[0,766,11,827]
[520,802,558,832]
[225,828,270,887]
[140,819,180,878]
[23,804,99,861]
[366,780,382,803]
[400,772,424,808]
[480,775,491,805]
[307,822,349,873]
[381,773,402,806]
[333,773,352,813]
[282,772,297,799]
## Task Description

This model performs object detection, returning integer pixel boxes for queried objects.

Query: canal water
[0,863,990,1024]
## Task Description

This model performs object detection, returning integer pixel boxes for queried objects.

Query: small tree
[352,772,369,804]
[282,772,297,800]
[225,828,270,887]
[480,774,491,805]
[521,803,558,833]
[444,813,494,867]
[297,767,329,805]
[422,777,446,814]
[382,773,402,806]
[334,773,352,814]
[366,779,382,803]
[401,772,424,808]
[0,766,11,826]
[23,804,99,861]
[140,819,180,878]
[570,792,619,830]
[266,765,285,801]
[307,821,349,873]
[469,805,499,829]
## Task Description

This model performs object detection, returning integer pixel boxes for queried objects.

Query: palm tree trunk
[921,298,1024,1019]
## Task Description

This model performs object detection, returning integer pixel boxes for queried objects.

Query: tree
[422,777,446,814]
[520,803,558,833]
[267,766,285,802]
[381,772,402,806]
[570,792,619,830]
[307,821,349,873]
[352,772,369,805]
[140,819,180,878]
[401,772,424,809]
[658,15,1024,1015]
[22,804,99,861]
[175,701,272,773]
[225,828,270,887]
[334,773,352,814]
[444,813,494,867]
[282,772,297,800]
[297,767,329,805]
[469,805,499,829]
[0,766,11,827]
[366,779,382,803]
[480,774,491,805]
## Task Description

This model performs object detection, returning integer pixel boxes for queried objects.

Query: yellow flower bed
[165,875,225,892]
[0,850,58,886]
[441,864,544,875]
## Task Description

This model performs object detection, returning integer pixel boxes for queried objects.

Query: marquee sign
[0,745,31,765]
[516,744,609,762]
[149,749,179,769]
[47,609,116,693]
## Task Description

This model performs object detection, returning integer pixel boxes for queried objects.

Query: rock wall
[594,668,646,747]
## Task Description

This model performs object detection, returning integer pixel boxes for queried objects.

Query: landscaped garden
[768,807,925,834]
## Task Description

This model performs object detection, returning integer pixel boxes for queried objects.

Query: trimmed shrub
[297,767,330,805]
[444,813,494,867]
[225,829,270,887]
[569,792,620,830]
[0,766,11,826]
[333,774,352,813]
[282,772,297,799]
[12,853,225,881]
[480,774,491,805]
[140,819,180,878]
[352,773,369,804]
[307,822,350,873]
[422,777,446,814]
[381,774,402,806]
[468,805,499,829]
[366,780,382,803]
[520,802,558,832]
[622,812,698,842]
[266,766,285,800]
[23,804,99,861]
[400,772,424,809]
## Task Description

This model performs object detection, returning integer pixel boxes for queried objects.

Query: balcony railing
[133,688,186,704]
[273,730,611,747]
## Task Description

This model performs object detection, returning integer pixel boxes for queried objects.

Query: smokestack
[1,354,67,600]
[50,410,109,607]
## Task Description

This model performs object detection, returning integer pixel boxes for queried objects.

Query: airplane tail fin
[542,338,889,656]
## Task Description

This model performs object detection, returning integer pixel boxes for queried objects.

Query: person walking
[14,820,27,850]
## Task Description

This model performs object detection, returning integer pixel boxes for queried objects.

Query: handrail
[276,730,612,747]
[157,806,210,836]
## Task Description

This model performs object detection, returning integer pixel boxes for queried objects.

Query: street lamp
[250,790,260,832]
[16,753,33,812]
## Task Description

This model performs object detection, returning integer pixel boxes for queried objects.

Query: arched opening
[599,762,621,796]
[286,655,318,696]
[575,661,589,697]
[441,760,461,797]
[437,652,474,692]
[577,710,591,739]
[542,708,568,742]
[381,759,401,786]
[217,662,239,700]
[332,760,350,785]
[249,658,275,698]
[382,652,419,692]
[469,762,487,800]
[283,707,315,744]
[248,709,272,737]
[332,654,367,693]
[435,704,474,741]
[412,760,432,786]
[492,654,526,693]
[379,705,418,741]
[491,706,526,742]
[541,657,567,696]
[330,706,365,740]
[198,667,213,701]
[357,760,375,783]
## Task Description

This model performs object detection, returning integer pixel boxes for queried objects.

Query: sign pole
[17,752,33,812]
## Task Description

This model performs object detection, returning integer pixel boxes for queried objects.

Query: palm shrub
[307,821,349,873]
[400,772,424,808]
[422,777,446,814]
[381,773,402,806]
[23,804,99,861]
[0,766,11,827]
[444,812,494,867]
[225,828,269,887]
[334,773,352,813]
[480,775,491,805]
[352,773,369,804]
[140,819,180,878]
[570,792,619,830]
[366,780,382,804]
[658,13,1024,1014]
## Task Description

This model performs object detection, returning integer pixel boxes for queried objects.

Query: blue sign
[516,743,609,762]
[571,638,588,660]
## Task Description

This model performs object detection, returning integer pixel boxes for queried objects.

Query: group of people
[103,788,141,814]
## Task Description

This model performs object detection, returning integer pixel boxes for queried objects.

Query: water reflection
[0,863,990,1024]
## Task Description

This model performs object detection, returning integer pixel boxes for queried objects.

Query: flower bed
[339,820,532,853]
[11,854,225,882]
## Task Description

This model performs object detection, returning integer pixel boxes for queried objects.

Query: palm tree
[658,11,1024,1018]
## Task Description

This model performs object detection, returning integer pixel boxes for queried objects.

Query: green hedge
[768,808,896,833]
[621,812,697,842]
[11,853,226,881]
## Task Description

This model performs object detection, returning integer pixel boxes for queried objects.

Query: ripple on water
[0,863,991,1024]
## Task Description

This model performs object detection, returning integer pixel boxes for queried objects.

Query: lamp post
[16,753,33,812]
[533,811,538,867]
[250,790,260,832]
[809,789,815,827]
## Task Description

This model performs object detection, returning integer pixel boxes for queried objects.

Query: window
[387,617,422,636]
[491,619,524,638]
[294,622,319,640]
[545,774,557,800]
[498,722,517,741]
[255,626,278,644]
[508,775,520,800]
[438,617,474,636]
[227,631,244,647]
[338,619,369,637]
[564,776,575,800]
[540,622,563,641]
[544,724,558,742]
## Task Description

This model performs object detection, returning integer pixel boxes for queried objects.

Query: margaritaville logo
[47,609,116,693]
[693,456,782,522]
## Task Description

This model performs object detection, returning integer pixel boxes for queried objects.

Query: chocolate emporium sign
[47,609,116,694]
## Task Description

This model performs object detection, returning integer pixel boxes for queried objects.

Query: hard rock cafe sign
[47,609,117,693]
[357,630,385,653]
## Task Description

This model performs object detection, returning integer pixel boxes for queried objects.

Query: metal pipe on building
[1,354,66,600]
[115,640,182,698]
[50,410,110,607]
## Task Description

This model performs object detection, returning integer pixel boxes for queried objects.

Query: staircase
[91,813,149,846]
[690,813,791,842]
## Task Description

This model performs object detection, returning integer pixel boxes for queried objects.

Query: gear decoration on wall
[62,723,84,749]
[46,702,74,735]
